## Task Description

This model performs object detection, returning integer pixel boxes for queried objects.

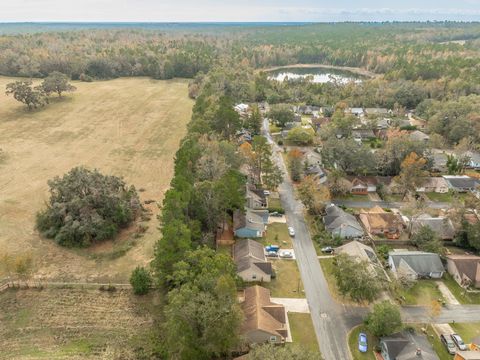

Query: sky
[1,0,480,22]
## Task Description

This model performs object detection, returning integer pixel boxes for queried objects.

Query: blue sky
[1,0,480,22]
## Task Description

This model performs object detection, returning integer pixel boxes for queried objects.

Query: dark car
[266,251,279,258]
[321,246,334,254]
[451,333,467,351]
[440,334,456,355]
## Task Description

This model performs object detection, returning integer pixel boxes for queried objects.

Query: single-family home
[240,285,288,345]
[380,331,439,360]
[352,129,376,142]
[464,151,480,170]
[432,153,448,173]
[335,240,381,276]
[234,103,250,116]
[234,239,272,282]
[359,206,405,239]
[376,118,392,130]
[411,214,456,240]
[234,208,267,238]
[455,338,480,360]
[365,108,390,117]
[246,186,268,209]
[416,177,449,193]
[348,107,364,118]
[305,164,327,183]
[388,251,444,280]
[443,175,478,192]
[323,204,364,239]
[346,176,393,195]
[446,254,480,289]
[409,130,430,142]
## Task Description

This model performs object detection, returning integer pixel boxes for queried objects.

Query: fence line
[0,279,133,293]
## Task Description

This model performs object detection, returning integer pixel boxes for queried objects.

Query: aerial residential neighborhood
[1,7,480,360]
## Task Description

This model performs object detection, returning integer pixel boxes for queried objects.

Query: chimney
[416,348,422,357]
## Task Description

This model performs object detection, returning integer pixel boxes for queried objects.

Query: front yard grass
[268,196,283,210]
[336,194,370,201]
[348,325,377,360]
[288,313,319,352]
[318,257,358,304]
[450,322,480,343]
[443,274,480,304]
[266,260,305,298]
[262,223,293,248]
[426,192,467,203]
[392,280,444,306]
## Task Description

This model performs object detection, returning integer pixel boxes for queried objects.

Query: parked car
[321,246,334,254]
[263,190,271,196]
[269,211,283,217]
[288,227,295,236]
[265,245,280,252]
[358,333,368,353]
[440,334,456,355]
[266,251,279,258]
[279,250,293,258]
[451,334,467,351]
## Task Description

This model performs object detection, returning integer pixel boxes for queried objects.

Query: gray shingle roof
[234,239,272,276]
[324,205,364,235]
[389,251,444,276]
[381,332,439,360]
[411,215,456,240]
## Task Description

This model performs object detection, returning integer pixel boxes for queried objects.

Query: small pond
[267,67,364,84]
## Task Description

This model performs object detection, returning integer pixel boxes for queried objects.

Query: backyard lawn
[262,223,293,248]
[266,260,304,298]
[393,280,444,306]
[288,313,319,352]
[443,274,480,304]
[348,326,377,360]
[450,322,480,343]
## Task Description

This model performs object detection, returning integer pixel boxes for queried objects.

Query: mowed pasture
[0,288,162,359]
[0,77,193,282]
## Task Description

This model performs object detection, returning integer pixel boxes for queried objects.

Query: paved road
[332,199,451,209]
[263,119,353,360]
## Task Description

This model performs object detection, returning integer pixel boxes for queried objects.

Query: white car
[263,190,271,196]
[288,226,295,236]
[279,250,293,258]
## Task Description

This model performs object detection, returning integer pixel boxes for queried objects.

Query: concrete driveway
[272,297,310,313]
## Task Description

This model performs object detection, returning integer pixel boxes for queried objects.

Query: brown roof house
[240,285,288,345]
[234,239,272,282]
[246,186,268,209]
[446,255,480,289]
[359,206,405,239]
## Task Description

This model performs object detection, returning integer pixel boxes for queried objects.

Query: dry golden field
[0,77,193,282]
[0,288,162,359]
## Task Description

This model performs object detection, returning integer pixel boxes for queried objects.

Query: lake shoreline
[259,63,378,79]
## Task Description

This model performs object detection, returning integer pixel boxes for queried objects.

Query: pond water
[267,67,364,84]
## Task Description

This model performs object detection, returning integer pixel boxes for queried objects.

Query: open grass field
[0,76,193,282]
[0,288,163,359]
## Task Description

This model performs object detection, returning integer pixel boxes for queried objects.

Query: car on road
[358,333,368,353]
[440,334,456,355]
[321,246,334,254]
[451,334,467,351]
[263,190,271,196]
[266,251,279,258]
[265,245,280,252]
[288,226,295,236]
[279,250,293,258]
